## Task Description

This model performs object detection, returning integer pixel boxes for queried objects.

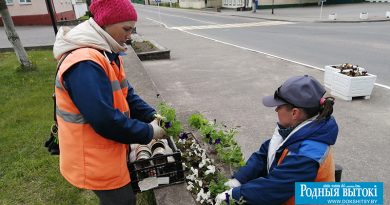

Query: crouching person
[216,75,338,205]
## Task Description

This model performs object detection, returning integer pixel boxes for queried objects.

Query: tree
[0,0,33,70]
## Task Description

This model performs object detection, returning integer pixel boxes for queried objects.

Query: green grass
[0,50,156,205]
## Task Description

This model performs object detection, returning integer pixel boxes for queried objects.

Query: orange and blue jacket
[232,117,338,205]
[55,48,155,190]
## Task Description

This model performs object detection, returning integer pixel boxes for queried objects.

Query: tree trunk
[86,0,91,9]
[0,0,33,70]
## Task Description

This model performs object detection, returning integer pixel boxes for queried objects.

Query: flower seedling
[157,103,183,138]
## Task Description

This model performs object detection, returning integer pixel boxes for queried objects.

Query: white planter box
[324,65,377,101]
[360,12,368,20]
[330,71,376,101]
[324,65,340,88]
[328,13,337,20]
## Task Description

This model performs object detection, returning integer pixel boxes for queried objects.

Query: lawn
[0,50,155,205]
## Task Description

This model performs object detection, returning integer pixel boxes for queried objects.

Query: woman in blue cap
[216,75,338,205]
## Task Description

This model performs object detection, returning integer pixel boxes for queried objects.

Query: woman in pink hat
[53,0,165,204]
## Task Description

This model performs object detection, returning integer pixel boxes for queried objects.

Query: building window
[6,0,14,5]
[19,0,32,4]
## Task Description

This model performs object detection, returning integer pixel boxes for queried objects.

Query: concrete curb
[229,14,390,23]
[0,45,53,52]
[136,39,171,61]
[122,48,196,205]
[0,42,170,61]
[130,34,171,61]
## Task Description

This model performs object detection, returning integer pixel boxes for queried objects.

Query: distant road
[136,5,390,86]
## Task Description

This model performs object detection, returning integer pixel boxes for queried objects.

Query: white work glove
[215,189,233,205]
[224,178,241,188]
[150,119,166,139]
[153,113,166,121]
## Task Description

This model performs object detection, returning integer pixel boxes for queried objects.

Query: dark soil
[130,41,158,53]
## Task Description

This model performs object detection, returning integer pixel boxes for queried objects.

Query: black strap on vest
[44,52,71,155]
[53,52,71,122]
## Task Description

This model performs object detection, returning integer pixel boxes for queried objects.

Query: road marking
[139,7,218,25]
[170,21,295,30]
[145,18,390,90]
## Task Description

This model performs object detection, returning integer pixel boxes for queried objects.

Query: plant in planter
[157,103,183,138]
[189,114,245,171]
[324,63,377,101]
[157,105,246,204]
[188,113,246,204]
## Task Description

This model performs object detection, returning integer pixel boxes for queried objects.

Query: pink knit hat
[90,0,138,27]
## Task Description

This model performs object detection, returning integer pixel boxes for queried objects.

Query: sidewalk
[218,2,390,22]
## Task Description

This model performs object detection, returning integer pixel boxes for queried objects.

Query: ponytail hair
[316,97,335,121]
[300,97,335,122]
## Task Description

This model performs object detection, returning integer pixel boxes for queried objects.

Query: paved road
[135,4,390,86]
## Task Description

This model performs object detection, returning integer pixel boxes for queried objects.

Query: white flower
[201,151,207,160]
[186,182,194,191]
[191,143,200,150]
[196,188,211,204]
[199,159,206,168]
[182,163,187,169]
[178,139,186,144]
[196,179,203,187]
[190,167,199,177]
[186,172,197,181]
[193,149,198,156]
[196,188,206,202]
[205,165,216,175]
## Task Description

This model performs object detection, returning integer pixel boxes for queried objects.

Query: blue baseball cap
[262,75,326,108]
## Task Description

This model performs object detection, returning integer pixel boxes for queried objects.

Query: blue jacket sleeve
[233,140,269,184]
[63,60,153,145]
[126,82,156,123]
[232,155,318,205]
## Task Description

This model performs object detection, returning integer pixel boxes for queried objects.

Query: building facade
[1,0,78,26]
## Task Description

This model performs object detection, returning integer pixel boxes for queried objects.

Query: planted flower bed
[127,34,170,61]
[140,103,246,205]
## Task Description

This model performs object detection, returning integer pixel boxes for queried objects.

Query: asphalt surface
[1,3,389,204]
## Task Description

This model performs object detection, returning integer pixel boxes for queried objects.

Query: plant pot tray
[128,136,184,192]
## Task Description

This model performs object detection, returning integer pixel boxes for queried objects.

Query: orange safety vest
[55,48,131,190]
[278,147,335,205]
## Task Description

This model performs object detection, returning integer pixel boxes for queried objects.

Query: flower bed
[156,104,245,205]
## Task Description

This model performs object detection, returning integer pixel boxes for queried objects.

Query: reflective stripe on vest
[55,75,65,90]
[55,48,131,190]
[56,106,87,124]
[111,79,128,92]
[278,147,335,205]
